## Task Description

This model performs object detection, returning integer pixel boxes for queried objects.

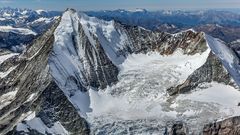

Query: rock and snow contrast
[0,9,240,135]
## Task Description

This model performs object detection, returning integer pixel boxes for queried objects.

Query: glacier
[86,51,240,134]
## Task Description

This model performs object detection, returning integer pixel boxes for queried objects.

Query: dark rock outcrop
[0,32,35,52]
[0,18,59,135]
[165,121,188,135]
[203,116,240,135]
[74,21,119,89]
[125,27,207,55]
[8,81,90,135]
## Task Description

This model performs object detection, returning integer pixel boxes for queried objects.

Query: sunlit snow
[84,49,240,134]
[0,26,37,35]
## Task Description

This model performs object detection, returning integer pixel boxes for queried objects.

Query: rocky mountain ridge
[0,9,239,135]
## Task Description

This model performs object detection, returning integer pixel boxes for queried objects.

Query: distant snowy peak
[35,9,46,14]
[0,7,61,26]
[129,8,147,12]
[0,7,61,51]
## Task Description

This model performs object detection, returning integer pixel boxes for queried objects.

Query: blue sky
[0,0,239,11]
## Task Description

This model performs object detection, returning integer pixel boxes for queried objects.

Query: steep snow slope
[49,10,96,117]
[49,9,119,117]
[79,13,130,65]
[206,35,240,85]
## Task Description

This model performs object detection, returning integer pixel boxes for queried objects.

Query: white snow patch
[177,82,240,109]
[0,26,37,35]
[0,18,6,21]
[0,53,18,64]
[0,65,18,78]
[3,12,11,17]
[24,111,36,121]
[172,28,196,37]
[25,93,37,103]
[35,9,45,14]
[0,89,18,110]
[17,118,69,135]
[32,17,52,24]
[88,50,210,116]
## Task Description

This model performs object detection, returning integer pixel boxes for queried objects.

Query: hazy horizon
[0,0,239,11]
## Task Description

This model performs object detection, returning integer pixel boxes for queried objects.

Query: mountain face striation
[0,9,240,135]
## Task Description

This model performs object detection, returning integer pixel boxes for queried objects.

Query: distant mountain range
[86,9,240,43]
[0,7,240,52]
[0,7,61,52]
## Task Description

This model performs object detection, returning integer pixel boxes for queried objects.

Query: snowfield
[86,49,240,134]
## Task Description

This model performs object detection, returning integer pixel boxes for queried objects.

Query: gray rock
[203,116,240,135]
[164,121,188,135]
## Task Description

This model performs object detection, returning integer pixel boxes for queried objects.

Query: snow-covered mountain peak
[129,8,147,12]
[1,9,240,135]
[35,9,46,14]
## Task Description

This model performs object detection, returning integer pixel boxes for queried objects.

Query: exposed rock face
[38,82,90,135]
[76,23,119,89]
[126,27,207,56]
[165,121,188,135]
[203,116,240,135]
[229,40,240,58]
[0,32,35,51]
[167,52,234,95]
[8,81,90,135]
[194,24,240,43]
[0,18,58,135]
[49,10,119,91]
[167,34,240,96]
